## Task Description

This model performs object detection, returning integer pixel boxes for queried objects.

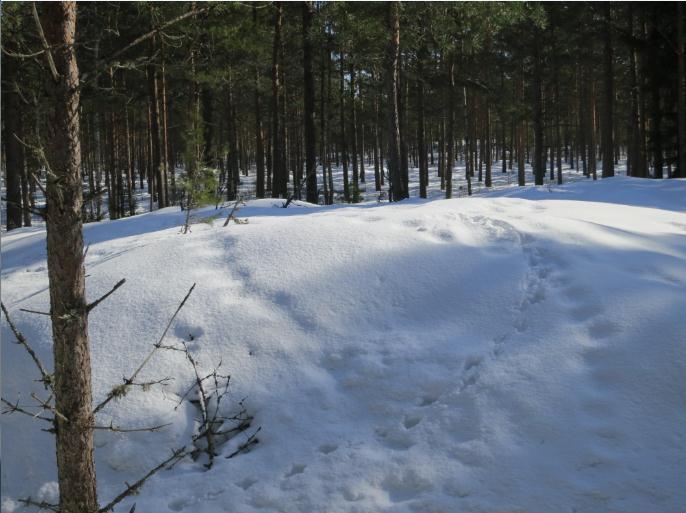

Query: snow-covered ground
[2,175,686,513]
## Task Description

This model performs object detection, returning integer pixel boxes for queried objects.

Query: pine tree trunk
[445,55,455,199]
[340,53,350,201]
[532,33,545,186]
[40,4,98,512]
[677,2,686,178]
[254,7,266,198]
[386,1,403,202]
[271,2,286,198]
[302,1,317,203]
[1,47,24,230]
[485,103,492,187]
[601,3,615,178]
[417,50,428,198]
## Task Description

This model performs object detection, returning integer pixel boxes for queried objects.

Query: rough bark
[385,1,404,202]
[271,2,287,198]
[302,1,318,204]
[40,3,98,512]
[601,3,615,178]
[1,48,24,230]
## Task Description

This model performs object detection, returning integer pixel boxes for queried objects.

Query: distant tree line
[3,2,685,230]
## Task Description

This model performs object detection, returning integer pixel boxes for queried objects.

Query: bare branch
[87,6,213,86]
[1,46,46,59]
[98,447,189,513]
[222,197,244,227]
[18,497,59,512]
[226,427,261,459]
[87,278,126,312]
[93,284,196,415]
[1,303,54,390]
[92,421,171,433]
[19,308,51,316]
[30,392,68,422]
[31,2,60,82]
[1,397,54,424]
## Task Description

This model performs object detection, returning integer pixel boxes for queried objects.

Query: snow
[2,175,686,513]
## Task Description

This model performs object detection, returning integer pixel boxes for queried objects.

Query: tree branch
[31,2,60,82]
[98,447,189,513]
[1,303,54,391]
[87,278,126,312]
[93,284,196,415]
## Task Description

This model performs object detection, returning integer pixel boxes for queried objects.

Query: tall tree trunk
[601,3,615,178]
[485,103,492,187]
[161,57,172,203]
[302,1,317,203]
[340,53,350,201]
[254,6,266,198]
[40,3,98,512]
[1,48,24,230]
[445,55,455,199]
[320,45,329,203]
[386,1,403,201]
[417,50,428,198]
[532,33,545,186]
[677,2,686,178]
[271,2,286,197]
[649,6,663,179]
[517,62,526,186]
[350,61,360,200]
[147,37,166,208]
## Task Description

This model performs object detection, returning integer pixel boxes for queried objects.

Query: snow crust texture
[2,176,686,513]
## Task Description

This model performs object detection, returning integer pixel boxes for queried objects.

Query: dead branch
[30,392,68,422]
[18,497,59,512]
[222,197,245,227]
[1,303,53,390]
[87,278,126,312]
[92,421,171,434]
[93,283,196,415]
[31,2,60,82]
[19,308,51,316]
[98,446,189,513]
[226,426,261,459]
[1,397,54,424]
[180,339,216,468]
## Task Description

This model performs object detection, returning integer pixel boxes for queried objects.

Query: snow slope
[2,176,686,513]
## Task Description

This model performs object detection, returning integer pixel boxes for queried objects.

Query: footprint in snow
[318,443,338,454]
[236,477,258,490]
[284,463,306,478]
[403,414,423,429]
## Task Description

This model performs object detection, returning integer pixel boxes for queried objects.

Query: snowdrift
[2,176,686,513]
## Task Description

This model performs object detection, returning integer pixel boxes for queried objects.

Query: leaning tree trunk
[40,3,98,512]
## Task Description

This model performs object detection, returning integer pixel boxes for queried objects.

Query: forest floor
[2,168,686,513]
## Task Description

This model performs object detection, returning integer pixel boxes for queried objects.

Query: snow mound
[3,177,686,513]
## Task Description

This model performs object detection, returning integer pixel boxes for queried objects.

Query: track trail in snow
[4,177,686,513]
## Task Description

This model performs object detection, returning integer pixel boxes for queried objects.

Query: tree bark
[271,2,287,198]
[302,1,318,203]
[677,2,686,178]
[532,32,544,186]
[1,48,24,230]
[601,3,614,178]
[40,3,98,512]
[385,1,404,202]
